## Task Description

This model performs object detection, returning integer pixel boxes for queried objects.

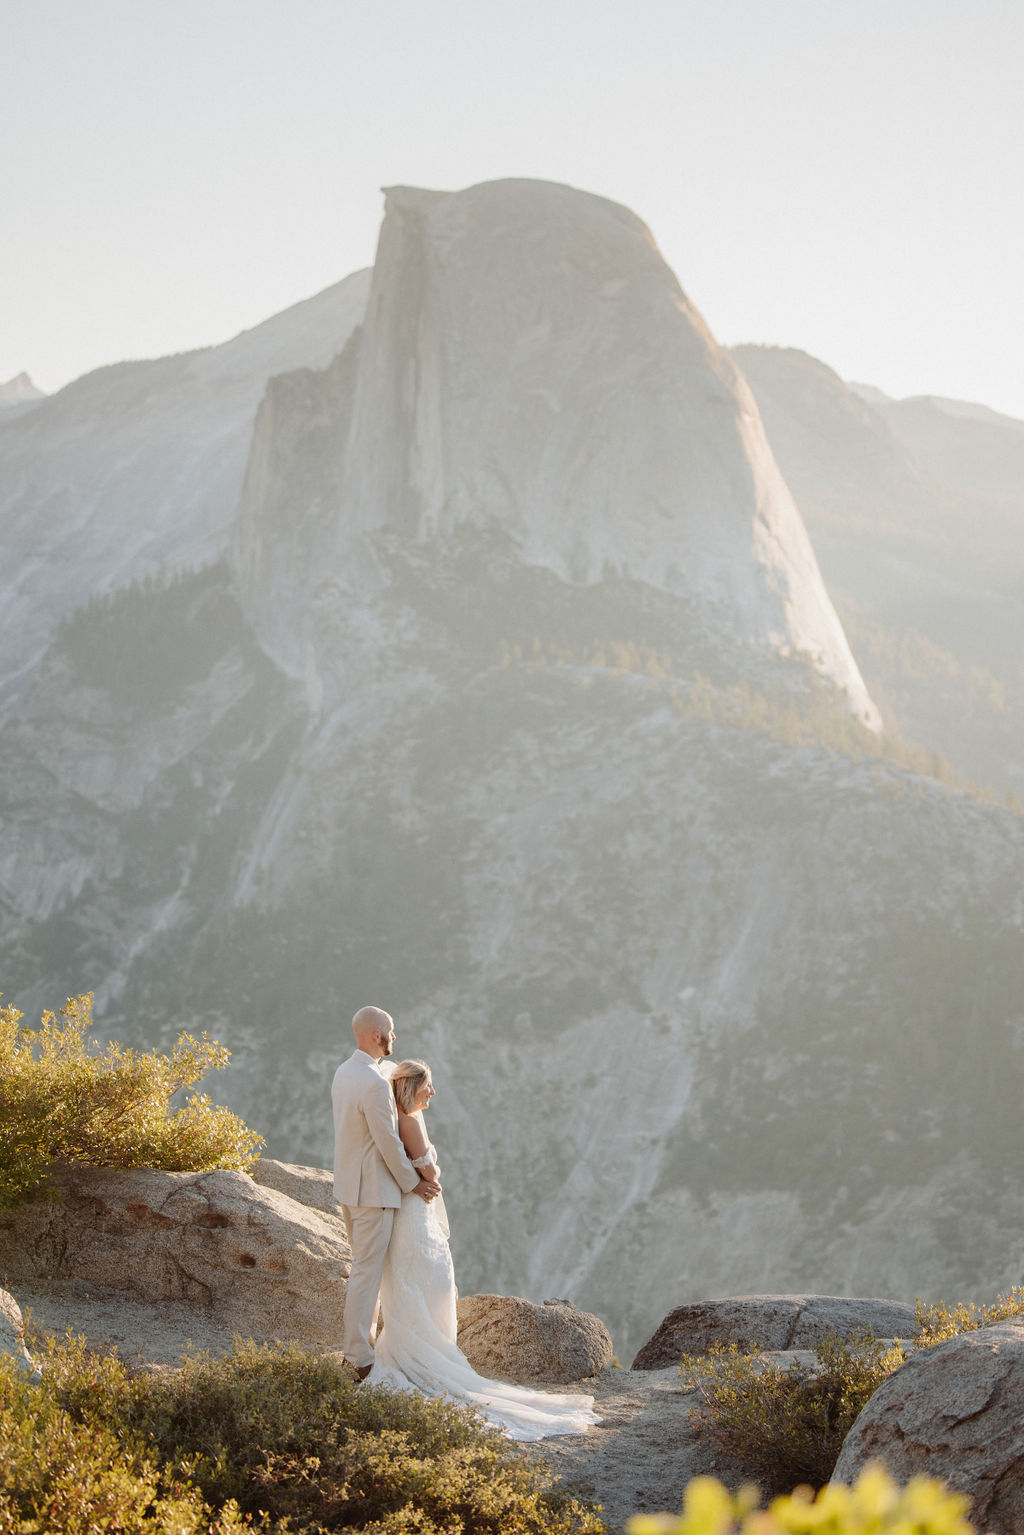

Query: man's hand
[414,1177,441,1202]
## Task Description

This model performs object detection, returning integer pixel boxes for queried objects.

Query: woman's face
[413,1076,435,1112]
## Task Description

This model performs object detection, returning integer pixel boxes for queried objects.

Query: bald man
[331,1005,440,1376]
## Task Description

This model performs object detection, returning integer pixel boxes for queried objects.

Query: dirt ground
[530,1364,748,1533]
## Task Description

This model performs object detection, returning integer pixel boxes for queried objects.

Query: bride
[368,1058,599,1442]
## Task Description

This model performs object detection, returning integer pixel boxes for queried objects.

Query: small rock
[457,1293,613,1383]
[833,1319,1024,1534]
[1,1287,41,1380]
[632,1294,916,1368]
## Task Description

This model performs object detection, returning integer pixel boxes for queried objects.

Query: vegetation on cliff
[2,1336,602,1533]
[679,1329,903,1493]
[680,1292,1024,1494]
[2,1335,976,1534]
[0,991,263,1210]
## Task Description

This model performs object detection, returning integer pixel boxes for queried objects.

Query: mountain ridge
[2,179,1023,1358]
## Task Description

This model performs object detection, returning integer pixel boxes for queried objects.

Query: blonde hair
[389,1058,432,1115]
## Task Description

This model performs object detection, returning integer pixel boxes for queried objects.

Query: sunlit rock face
[734,344,1024,795]
[235,179,877,727]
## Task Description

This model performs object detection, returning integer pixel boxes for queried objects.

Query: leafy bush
[0,992,263,1209]
[679,1330,906,1494]
[914,1286,1024,1345]
[627,1464,974,1535]
[679,1291,1024,1497]
[22,1335,603,1534]
[0,1352,245,1533]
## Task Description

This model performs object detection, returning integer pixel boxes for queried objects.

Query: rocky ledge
[6,1161,1024,1534]
[631,1293,916,1368]
[0,1160,609,1383]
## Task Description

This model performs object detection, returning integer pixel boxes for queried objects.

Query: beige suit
[332,1049,421,1367]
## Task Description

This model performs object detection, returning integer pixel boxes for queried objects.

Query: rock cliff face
[2,180,1023,1359]
[236,181,877,726]
[734,345,1024,794]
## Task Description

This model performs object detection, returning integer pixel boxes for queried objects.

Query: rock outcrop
[1,1287,40,1379]
[456,1293,613,1383]
[249,1157,339,1217]
[236,178,878,727]
[833,1320,1024,1534]
[632,1295,916,1368]
[0,1164,351,1347]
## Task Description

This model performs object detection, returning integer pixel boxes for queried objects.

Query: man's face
[378,1020,396,1057]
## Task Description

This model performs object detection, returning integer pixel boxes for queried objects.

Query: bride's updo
[390,1058,431,1114]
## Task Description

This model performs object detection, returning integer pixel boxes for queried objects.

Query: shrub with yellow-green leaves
[13,1334,603,1534]
[914,1287,1024,1346]
[680,1290,1024,1498]
[627,1464,974,1535]
[0,991,263,1210]
[0,1351,246,1534]
[679,1330,907,1494]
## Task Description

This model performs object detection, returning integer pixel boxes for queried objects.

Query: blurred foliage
[627,1464,974,1535]
[0,991,263,1209]
[8,1335,603,1533]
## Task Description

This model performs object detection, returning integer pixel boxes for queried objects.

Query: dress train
[366,1170,598,1442]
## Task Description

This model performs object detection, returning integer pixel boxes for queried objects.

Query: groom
[332,1005,440,1377]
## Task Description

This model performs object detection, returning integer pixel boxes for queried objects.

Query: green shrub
[0,1352,245,1533]
[626,1464,974,1534]
[679,1291,1024,1497]
[0,992,263,1209]
[679,1330,906,1494]
[28,1335,603,1534]
[914,1286,1024,1346]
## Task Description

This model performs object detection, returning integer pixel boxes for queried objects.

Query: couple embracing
[331,1006,598,1441]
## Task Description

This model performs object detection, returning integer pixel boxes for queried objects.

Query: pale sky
[3,0,1023,417]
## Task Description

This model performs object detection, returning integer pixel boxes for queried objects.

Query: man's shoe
[355,1363,373,1381]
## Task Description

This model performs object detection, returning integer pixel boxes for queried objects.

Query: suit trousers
[340,1204,395,1367]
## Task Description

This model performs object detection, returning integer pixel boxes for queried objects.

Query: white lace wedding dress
[366,1129,599,1441]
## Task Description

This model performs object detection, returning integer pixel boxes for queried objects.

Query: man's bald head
[352,1006,396,1060]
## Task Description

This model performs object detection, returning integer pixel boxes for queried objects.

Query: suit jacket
[332,1050,422,1207]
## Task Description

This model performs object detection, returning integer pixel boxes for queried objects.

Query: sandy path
[531,1365,745,1534]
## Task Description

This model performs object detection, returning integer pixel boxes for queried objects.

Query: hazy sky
[3,0,1022,416]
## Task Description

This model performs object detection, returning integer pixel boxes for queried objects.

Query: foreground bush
[0,991,263,1209]
[627,1464,974,1534]
[0,1352,245,1533]
[13,1335,603,1533]
[679,1330,906,1494]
